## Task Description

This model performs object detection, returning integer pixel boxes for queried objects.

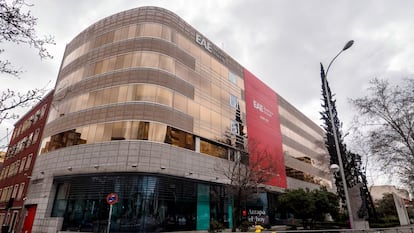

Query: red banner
[244,69,286,188]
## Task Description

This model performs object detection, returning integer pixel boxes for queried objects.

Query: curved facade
[24,6,331,232]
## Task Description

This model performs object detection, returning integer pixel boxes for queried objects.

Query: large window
[40,122,196,154]
[200,139,227,159]
[57,50,176,94]
[49,83,177,124]
[61,23,173,70]
[165,126,195,150]
[39,120,240,164]
[52,175,201,232]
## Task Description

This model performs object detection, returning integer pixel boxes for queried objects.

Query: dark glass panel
[200,139,227,159]
[53,174,201,232]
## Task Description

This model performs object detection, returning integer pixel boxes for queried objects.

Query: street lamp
[321,40,354,229]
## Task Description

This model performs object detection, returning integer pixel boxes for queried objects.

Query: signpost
[106,193,118,233]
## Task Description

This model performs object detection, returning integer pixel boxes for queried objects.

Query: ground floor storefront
[50,173,279,232]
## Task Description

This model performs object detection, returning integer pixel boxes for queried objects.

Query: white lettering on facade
[253,100,274,118]
[196,33,212,52]
[249,209,266,215]
[248,216,266,224]
[247,209,267,224]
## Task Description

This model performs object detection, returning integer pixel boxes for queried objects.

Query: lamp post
[321,40,354,229]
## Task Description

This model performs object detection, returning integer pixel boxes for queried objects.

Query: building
[370,185,411,225]
[370,185,410,201]
[0,151,6,170]
[0,91,53,233]
[278,95,331,190]
[24,6,330,232]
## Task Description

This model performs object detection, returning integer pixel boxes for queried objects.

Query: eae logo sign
[195,33,212,52]
[253,99,274,123]
[195,33,226,61]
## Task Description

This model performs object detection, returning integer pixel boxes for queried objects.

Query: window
[5,187,11,201]
[26,132,33,148]
[34,110,41,122]
[19,157,26,173]
[229,71,237,84]
[230,120,240,135]
[0,214,4,228]
[230,94,238,109]
[15,160,20,174]
[0,188,6,201]
[40,104,47,118]
[32,128,40,144]
[164,126,195,150]
[25,154,33,170]
[148,123,167,142]
[22,136,28,149]
[29,115,35,124]
[17,125,22,137]
[4,166,10,178]
[5,187,10,201]
[11,184,18,198]
[16,183,24,200]
[200,139,227,159]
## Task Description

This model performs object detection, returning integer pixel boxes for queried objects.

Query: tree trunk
[232,198,241,232]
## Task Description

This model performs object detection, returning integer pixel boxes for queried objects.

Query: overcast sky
[2,0,413,185]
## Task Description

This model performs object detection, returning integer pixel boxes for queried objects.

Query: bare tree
[0,0,54,128]
[0,0,54,75]
[351,78,414,190]
[0,88,47,125]
[216,142,280,231]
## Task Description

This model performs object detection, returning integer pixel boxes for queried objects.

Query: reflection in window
[52,175,200,232]
[165,126,195,150]
[285,166,322,185]
[148,122,167,142]
[57,50,175,100]
[200,139,227,159]
[48,83,176,124]
[137,122,149,140]
[40,120,233,162]
[40,121,193,154]
[229,94,238,109]
[229,71,237,84]
[61,23,173,69]
[230,120,239,135]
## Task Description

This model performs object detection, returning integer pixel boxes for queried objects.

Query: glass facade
[60,23,173,71]
[52,174,231,232]
[43,19,248,162]
[28,7,330,233]
[40,122,198,154]
[35,12,249,232]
